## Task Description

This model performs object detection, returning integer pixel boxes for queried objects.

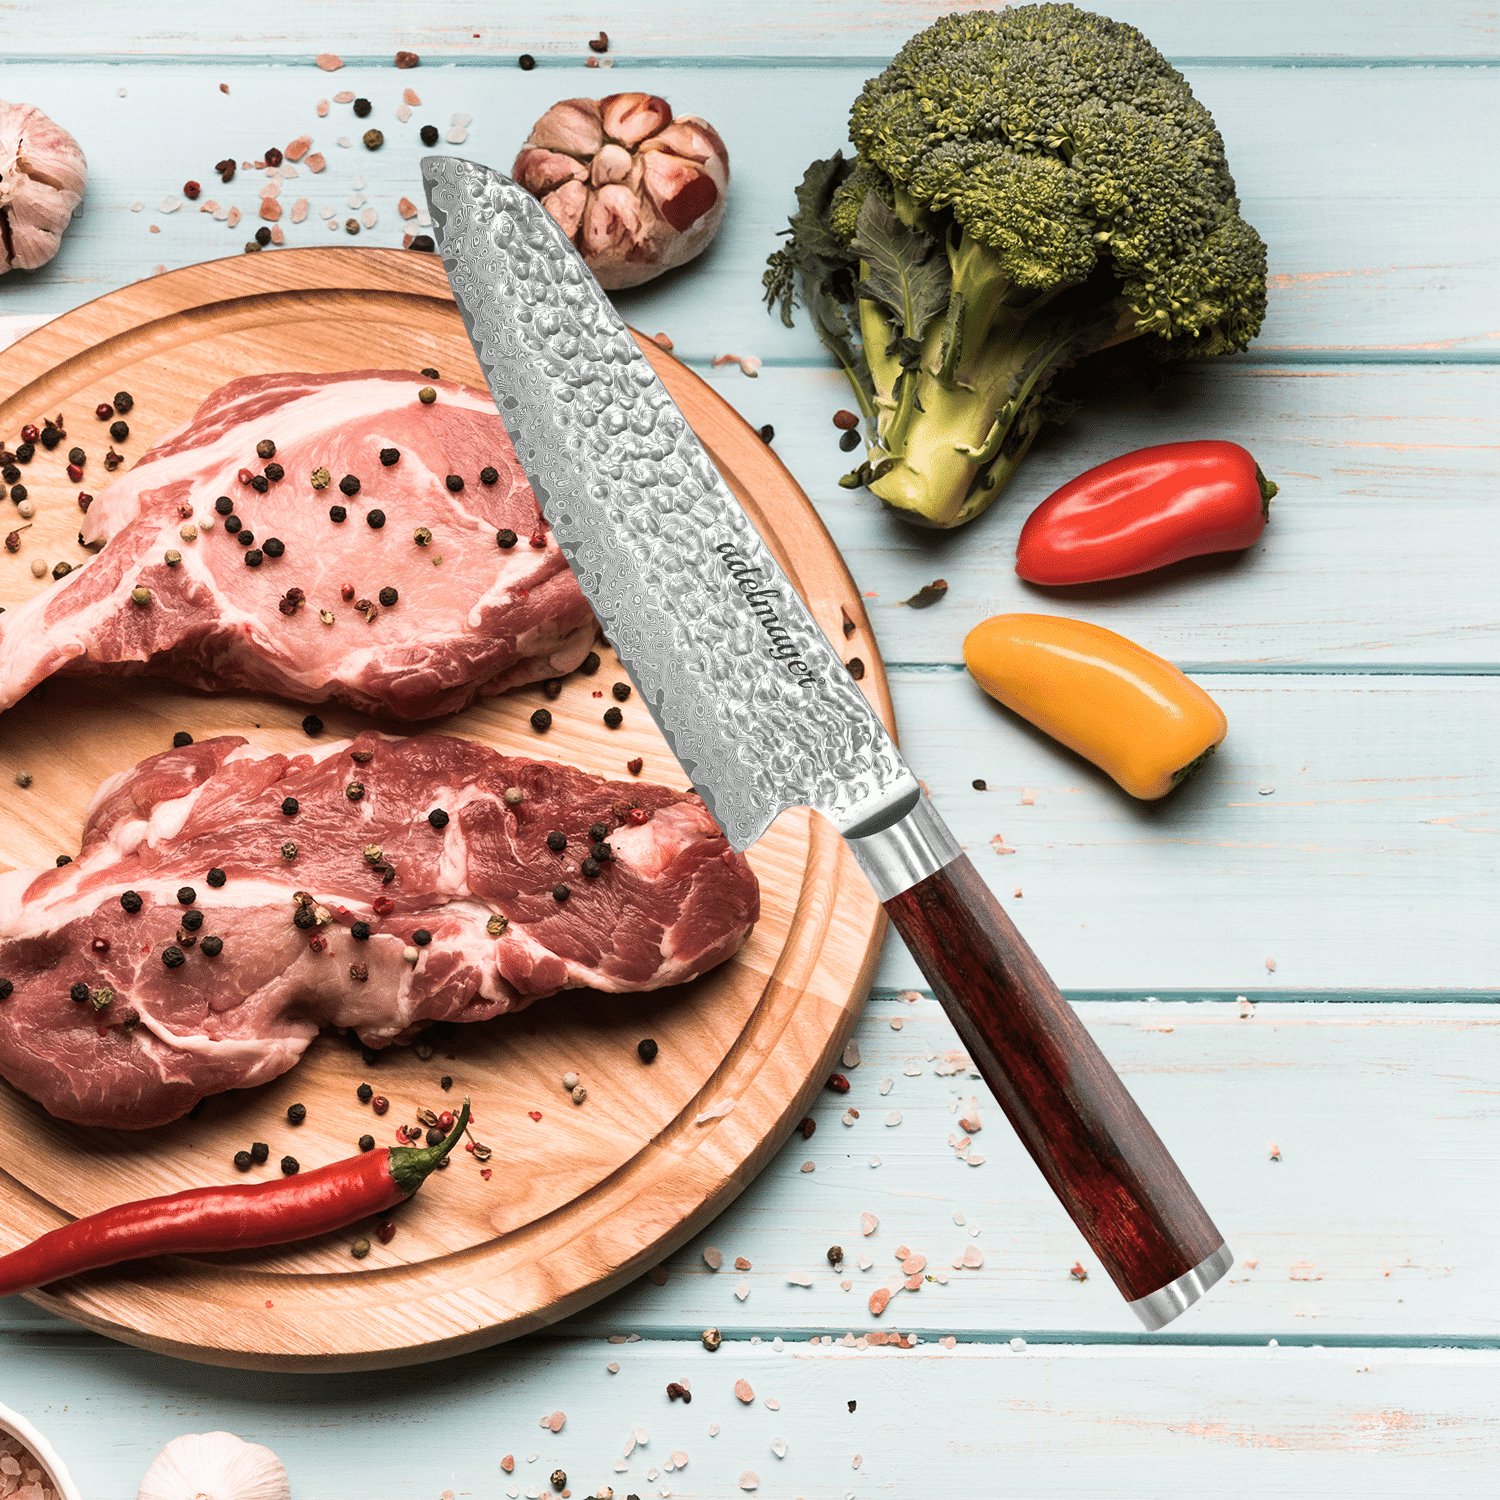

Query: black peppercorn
[440,1073,452,1090]
[496,528,517,548]
[353,97,372,118]
[182,909,204,931]
[250,473,269,493]
[237,528,255,546]
[55,856,71,868]
[352,921,371,941]
[172,730,194,747]
[113,391,134,415]
[339,474,360,496]
[580,651,601,675]
[263,537,285,557]
[591,842,613,863]
[359,1134,375,1152]
[39,427,61,451]
[288,1102,307,1124]
[347,781,365,801]
[603,707,623,728]
[543,678,562,699]
[254,226,272,248]
[67,446,85,466]
[367,510,385,529]
[1,466,17,483]
[161,945,186,969]
[638,1037,659,1062]
[420,123,440,145]
[553,883,570,902]
[120,890,143,913]
[479,465,499,485]
[234,1150,253,1171]
[759,423,775,444]
[530,708,552,732]
[581,857,601,878]
[378,586,397,606]
[445,474,464,492]
[428,809,448,829]
[329,505,347,522]
[545,831,566,852]
[413,928,432,946]
[589,821,609,842]
[224,514,243,534]
[70,981,90,1003]
[281,797,299,816]
[293,905,316,930]
[280,1155,299,1175]
[215,496,234,516]
[206,867,227,887]
[839,428,861,452]
[14,444,33,464]
[409,234,435,252]
[200,935,224,957]
[0,979,11,999]
[9,485,26,503]
[612,681,632,702]
[110,421,129,442]
[244,549,264,567]
[177,886,197,906]
[256,439,276,460]
[265,462,285,482]
[518,53,536,69]
[423,1126,444,1146]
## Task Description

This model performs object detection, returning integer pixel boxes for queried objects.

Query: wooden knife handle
[880,850,1229,1324]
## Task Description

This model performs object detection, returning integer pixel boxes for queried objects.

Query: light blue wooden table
[2,3,1497,1495]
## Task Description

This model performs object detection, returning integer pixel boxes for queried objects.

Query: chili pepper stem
[1169,742,1219,790]
[1254,463,1279,511]
[386,1096,470,1196]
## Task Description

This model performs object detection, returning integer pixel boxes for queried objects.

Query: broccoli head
[764,4,1268,527]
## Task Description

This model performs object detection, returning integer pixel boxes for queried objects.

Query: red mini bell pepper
[1015,440,1278,586]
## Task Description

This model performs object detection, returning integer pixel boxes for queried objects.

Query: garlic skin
[514,93,729,290]
[137,1432,290,1500]
[0,100,88,274]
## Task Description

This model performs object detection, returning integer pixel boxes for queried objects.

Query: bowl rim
[0,1400,85,1500]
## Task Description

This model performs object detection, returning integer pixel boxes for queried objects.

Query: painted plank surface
[0,1337,1496,1500]
[4,1,1498,60]
[868,672,1500,992]
[7,998,1498,1343]
[714,362,1500,670]
[1,63,1497,356]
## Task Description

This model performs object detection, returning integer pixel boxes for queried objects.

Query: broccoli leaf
[850,192,952,357]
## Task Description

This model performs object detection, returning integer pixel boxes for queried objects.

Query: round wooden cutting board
[0,249,892,1370]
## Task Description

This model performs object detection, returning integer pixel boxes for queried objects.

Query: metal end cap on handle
[1128,1242,1234,1330]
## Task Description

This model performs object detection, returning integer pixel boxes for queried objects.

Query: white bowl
[0,1401,83,1500]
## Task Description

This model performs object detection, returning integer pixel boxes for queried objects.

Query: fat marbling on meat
[0,370,596,719]
[0,731,759,1129]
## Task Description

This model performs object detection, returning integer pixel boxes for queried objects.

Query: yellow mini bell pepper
[963,613,1227,799]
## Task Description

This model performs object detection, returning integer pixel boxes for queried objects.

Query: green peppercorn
[287,1102,307,1125]
[445,474,464,492]
[281,1155,299,1175]
[418,387,437,405]
[603,707,623,728]
[250,1140,269,1164]
[200,935,224,957]
[413,527,432,547]
[164,549,182,566]
[310,467,331,490]
[345,218,360,235]
[413,928,432,946]
[378,586,397,606]
[120,890,143,913]
[367,510,385,529]
[234,1150,253,1171]
[280,838,296,859]
[550,1470,566,1493]
[530,708,552,732]
[496,528,517,548]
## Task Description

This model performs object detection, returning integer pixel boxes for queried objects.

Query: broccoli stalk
[763,4,1269,529]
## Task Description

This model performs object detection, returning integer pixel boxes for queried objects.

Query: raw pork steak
[0,731,759,1129]
[0,370,596,719]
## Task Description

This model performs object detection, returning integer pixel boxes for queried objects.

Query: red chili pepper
[0,1099,468,1300]
[1014,441,1278,586]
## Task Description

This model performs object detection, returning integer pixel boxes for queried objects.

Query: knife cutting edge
[421,156,1232,1330]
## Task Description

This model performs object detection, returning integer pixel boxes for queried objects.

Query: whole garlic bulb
[137,1432,291,1500]
[514,93,729,290]
[0,100,87,274]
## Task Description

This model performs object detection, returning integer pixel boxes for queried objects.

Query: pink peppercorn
[827,1072,851,1093]
[377,1219,396,1243]
[183,180,201,200]
[437,1110,455,1130]
[67,463,83,482]
[78,493,93,513]
[95,403,114,421]
[371,1095,389,1115]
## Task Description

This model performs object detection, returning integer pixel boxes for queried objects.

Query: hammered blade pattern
[422,156,913,850]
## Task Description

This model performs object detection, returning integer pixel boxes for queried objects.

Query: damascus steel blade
[423,156,917,850]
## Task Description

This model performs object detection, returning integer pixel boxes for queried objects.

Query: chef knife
[422,157,1231,1330]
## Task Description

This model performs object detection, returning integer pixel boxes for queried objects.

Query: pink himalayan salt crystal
[306,153,327,173]
[398,196,419,219]
[316,99,330,117]
[868,1286,891,1316]
[403,87,422,105]
[315,53,343,70]
[902,1253,927,1275]
[547,1410,566,1432]
[734,1378,754,1403]
[962,1245,984,1269]
[861,1212,878,1236]
[290,198,309,223]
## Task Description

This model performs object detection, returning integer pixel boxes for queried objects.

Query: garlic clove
[599,93,672,148]
[589,142,634,189]
[646,116,730,173]
[513,147,588,197]
[137,1431,291,1500]
[528,98,604,157]
[0,99,89,273]
[582,182,655,266]
[640,151,719,233]
[542,179,589,241]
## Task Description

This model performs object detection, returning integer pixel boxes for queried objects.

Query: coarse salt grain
[286,134,313,160]
[607,1362,619,1373]
[869,1155,881,1167]
[262,177,282,197]
[548,1411,565,1432]
[416,208,431,226]
[670,1452,687,1468]
[403,88,422,106]
[857,1253,872,1270]
[348,192,365,208]
[799,1161,815,1173]
[734,1281,750,1301]
[316,99,330,117]
[903,1059,922,1076]
[941,1334,957,1348]
[709,1424,720,1437]
[446,125,469,144]
[868,1286,890,1316]
[291,198,309,223]
[739,356,762,377]
[786,1272,812,1286]
[735,1256,751,1271]
[738,1474,758,1492]
[362,207,378,228]
[226,206,241,227]
[159,195,182,213]
[841,1110,857,1127]
[861,1211,878,1236]
[336,136,352,149]
[199,199,218,214]
[260,198,281,221]
[271,224,285,244]
[968,1154,987,1166]
[703,1246,722,1270]
[771,1438,787,1458]
[396,103,413,123]
[885,1110,902,1126]
[452,112,472,126]
[962,1245,984,1268]
[879,1078,894,1095]
[320,206,335,219]
[764,1396,780,1410]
